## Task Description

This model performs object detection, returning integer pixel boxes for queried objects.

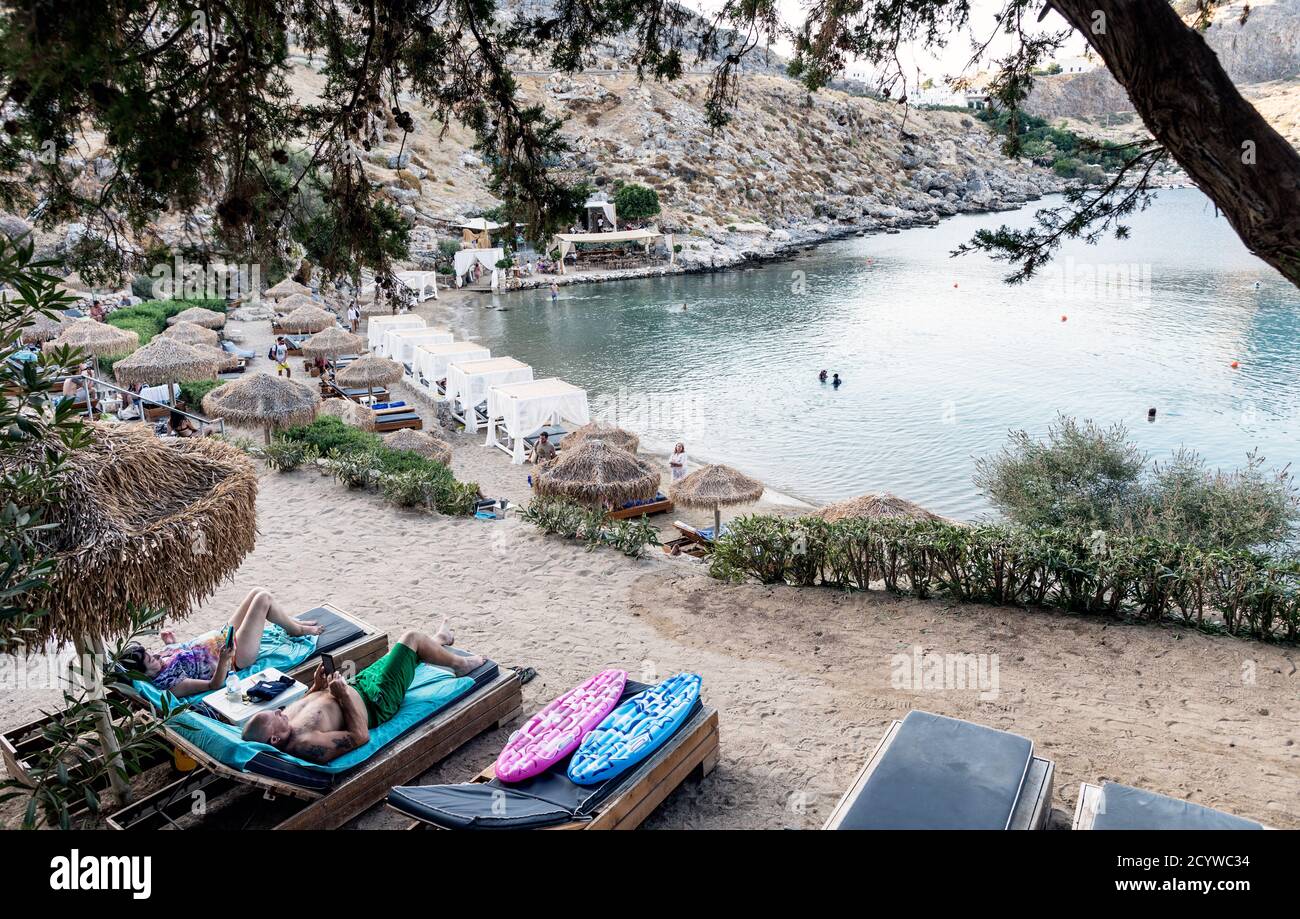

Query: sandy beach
[2,300,1297,830]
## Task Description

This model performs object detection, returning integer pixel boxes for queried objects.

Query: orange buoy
[1231,360,1240,369]
[1061,315,1067,322]
[953,283,959,288]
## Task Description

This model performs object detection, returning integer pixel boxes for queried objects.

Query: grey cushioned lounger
[829,711,1036,830]
[1079,782,1263,830]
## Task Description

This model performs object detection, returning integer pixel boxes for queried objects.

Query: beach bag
[267,345,276,360]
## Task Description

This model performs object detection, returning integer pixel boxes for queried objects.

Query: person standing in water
[669,442,688,482]
[818,370,828,383]
[549,281,559,303]
[832,373,842,388]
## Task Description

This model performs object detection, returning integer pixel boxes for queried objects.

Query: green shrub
[179,378,221,406]
[259,438,318,472]
[706,514,1300,643]
[976,415,1297,550]
[613,182,660,221]
[280,418,480,515]
[522,495,660,557]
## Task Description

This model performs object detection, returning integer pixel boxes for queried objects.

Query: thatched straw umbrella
[45,318,139,358]
[383,428,453,465]
[166,306,226,329]
[814,492,953,525]
[536,438,659,508]
[192,343,243,373]
[319,396,376,431]
[14,422,257,802]
[669,463,765,539]
[160,320,220,347]
[112,336,221,409]
[301,326,366,358]
[21,311,74,344]
[278,304,337,334]
[264,278,312,299]
[202,372,321,443]
[337,354,403,404]
[564,420,640,454]
[274,292,317,313]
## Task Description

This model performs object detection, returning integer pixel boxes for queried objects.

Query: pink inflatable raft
[495,669,628,783]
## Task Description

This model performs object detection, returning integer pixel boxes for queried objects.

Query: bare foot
[448,653,484,676]
[287,619,324,638]
[433,617,455,647]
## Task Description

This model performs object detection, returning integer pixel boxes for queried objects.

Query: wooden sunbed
[388,686,719,831]
[1,605,386,793]
[372,404,423,432]
[824,711,1054,830]
[327,381,390,403]
[105,661,523,831]
[1073,781,1266,830]
[607,494,673,521]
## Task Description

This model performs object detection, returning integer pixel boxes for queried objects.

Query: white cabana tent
[584,195,617,231]
[413,341,491,391]
[459,218,501,233]
[395,270,439,302]
[383,327,455,366]
[453,247,504,288]
[549,228,673,274]
[485,377,590,463]
[366,314,425,352]
[446,357,534,432]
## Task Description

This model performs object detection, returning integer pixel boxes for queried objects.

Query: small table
[201,668,307,726]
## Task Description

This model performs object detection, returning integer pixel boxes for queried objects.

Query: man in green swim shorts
[242,621,483,765]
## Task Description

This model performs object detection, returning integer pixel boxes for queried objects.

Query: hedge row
[708,515,1300,643]
[278,416,480,515]
[103,299,226,373]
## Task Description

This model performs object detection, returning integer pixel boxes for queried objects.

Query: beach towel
[133,663,474,776]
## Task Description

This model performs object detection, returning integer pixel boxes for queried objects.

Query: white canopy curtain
[446,357,534,431]
[366,314,425,352]
[584,195,617,230]
[395,270,439,302]
[381,327,454,365]
[549,228,673,274]
[485,377,591,463]
[413,341,491,390]
[453,247,504,288]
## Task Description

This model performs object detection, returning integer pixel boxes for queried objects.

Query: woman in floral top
[122,588,323,697]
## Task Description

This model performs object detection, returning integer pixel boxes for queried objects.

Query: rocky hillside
[6,57,1064,279]
[311,66,1062,270]
[1027,0,1300,147]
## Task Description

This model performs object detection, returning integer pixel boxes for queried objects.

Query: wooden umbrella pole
[77,634,132,806]
[263,423,271,445]
[714,505,722,541]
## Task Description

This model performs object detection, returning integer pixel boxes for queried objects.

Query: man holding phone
[241,620,482,764]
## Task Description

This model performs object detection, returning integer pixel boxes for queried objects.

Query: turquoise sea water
[457,188,1300,520]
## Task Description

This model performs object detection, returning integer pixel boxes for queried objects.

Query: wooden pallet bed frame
[396,705,719,831]
[105,668,523,830]
[1,604,387,792]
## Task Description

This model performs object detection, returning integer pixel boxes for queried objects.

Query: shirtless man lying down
[241,622,483,764]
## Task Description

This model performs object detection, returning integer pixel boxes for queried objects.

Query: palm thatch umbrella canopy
[160,320,220,347]
[383,428,453,465]
[45,318,140,357]
[192,343,243,373]
[564,420,640,454]
[13,423,257,801]
[113,336,221,407]
[274,292,317,313]
[301,326,365,358]
[278,304,336,334]
[166,306,226,329]
[337,354,403,403]
[319,397,375,431]
[669,463,765,538]
[814,492,953,525]
[536,438,659,508]
[21,311,74,344]
[264,278,312,299]
[202,372,321,443]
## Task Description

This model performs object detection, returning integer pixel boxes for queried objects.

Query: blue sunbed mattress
[833,710,1034,830]
[1089,783,1262,830]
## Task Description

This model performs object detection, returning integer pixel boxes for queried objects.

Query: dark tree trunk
[1050,0,1300,287]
